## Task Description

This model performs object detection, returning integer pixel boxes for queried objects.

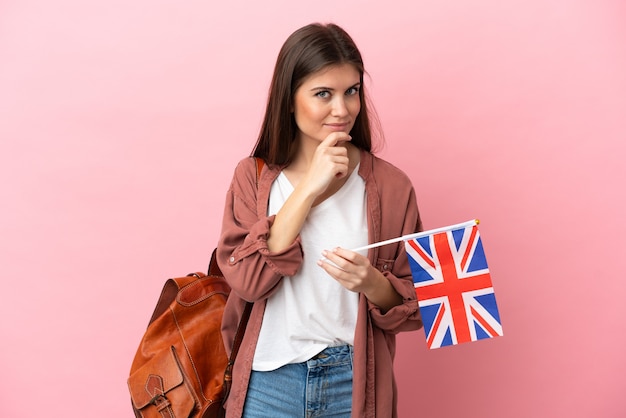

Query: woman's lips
[325,123,350,131]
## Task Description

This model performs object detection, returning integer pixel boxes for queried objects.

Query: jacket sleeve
[367,175,423,334]
[216,158,304,302]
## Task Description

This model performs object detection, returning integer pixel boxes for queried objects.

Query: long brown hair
[252,23,378,165]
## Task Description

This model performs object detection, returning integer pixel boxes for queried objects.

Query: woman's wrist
[361,268,403,313]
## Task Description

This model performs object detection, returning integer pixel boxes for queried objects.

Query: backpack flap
[128,346,194,416]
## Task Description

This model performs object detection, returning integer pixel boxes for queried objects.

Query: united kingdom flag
[404,222,503,349]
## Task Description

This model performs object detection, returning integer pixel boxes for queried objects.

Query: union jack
[404,222,503,349]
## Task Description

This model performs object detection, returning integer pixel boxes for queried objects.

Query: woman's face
[292,63,361,145]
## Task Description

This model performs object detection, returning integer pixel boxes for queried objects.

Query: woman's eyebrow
[309,82,361,92]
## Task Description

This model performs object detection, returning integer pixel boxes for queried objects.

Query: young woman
[216,22,423,418]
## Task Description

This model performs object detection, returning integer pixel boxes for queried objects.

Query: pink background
[1,0,625,417]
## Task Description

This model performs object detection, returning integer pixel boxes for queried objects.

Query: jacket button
[383,264,389,270]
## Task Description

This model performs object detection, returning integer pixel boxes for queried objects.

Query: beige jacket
[217,151,423,417]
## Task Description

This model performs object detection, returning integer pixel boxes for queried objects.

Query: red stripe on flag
[470,305,499,337]
[427,303,446,348]
[407,239,435,269]
[460,226,478,272]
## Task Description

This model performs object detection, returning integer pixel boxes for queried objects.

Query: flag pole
[350,219,479,253]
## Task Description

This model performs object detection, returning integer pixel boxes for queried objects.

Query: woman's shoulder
[361,151,413,186]
[233,156,277,174]
[233,156,257,173]
[227,157,259,192]
[229,156,279,191]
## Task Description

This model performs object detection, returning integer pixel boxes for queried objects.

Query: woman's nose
[331,97,349,116]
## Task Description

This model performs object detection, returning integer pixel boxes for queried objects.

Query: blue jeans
[242,345,354,418]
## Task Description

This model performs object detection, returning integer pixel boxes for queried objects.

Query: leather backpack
[127,251,251,418]
[127,159,262,417]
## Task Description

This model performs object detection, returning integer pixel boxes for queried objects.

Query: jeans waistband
[309,344,353,363]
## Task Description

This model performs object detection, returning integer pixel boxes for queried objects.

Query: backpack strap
[147,272,206,326]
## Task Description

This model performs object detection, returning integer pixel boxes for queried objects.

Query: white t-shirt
[252,166,368,371]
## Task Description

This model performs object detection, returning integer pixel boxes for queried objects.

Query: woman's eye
[346,87,360,96]
[315,91,330,98]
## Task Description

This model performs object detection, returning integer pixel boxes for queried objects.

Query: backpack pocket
[128,346,195,417]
